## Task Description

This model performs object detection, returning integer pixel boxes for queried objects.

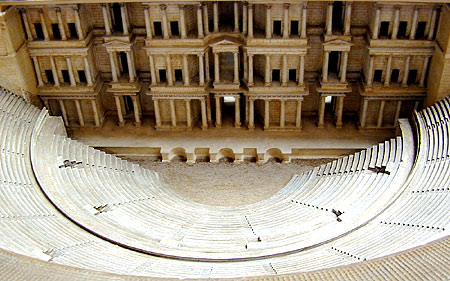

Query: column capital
[266,4,272,9]
[284,3,290,9]
[38,8,44,14]
[160,4,167,10]
[179,5,185,10]
[55,7,62,13]
[73,5,80,12]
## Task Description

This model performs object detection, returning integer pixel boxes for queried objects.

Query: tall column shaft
[344,3,352,35]
[402,56,410,86]
[50,56,60,86]
[248,54,254,86]
[298,55,305,86]
[205,51,210,81]
[131,96,141,126]
[318,96,326,128]
[283,4,289,39]
[202,4,209,35]
[394,100,402,126]
[179,6,187,38]
[282,55,288,86]
[248,4,253,38]
[410,7,419,39]
[428,8,437,40]
[114,96,124,125]
[264,99,270,129]
[373,7,381,39]
[296,100,302,129]
[91,99,100,127]
[234,96,241,127]
[248,99,255,129]
[32,57,43,86]
[367,56,375,86]
[242,4,248,35]
[66,57,76,86]
[161,5,169,39]
[58,100,69,127]
[84,56,93,86]
[39,9,50,41]
[149,55,157,85]
[109,52,118,82]
[170,99,177,127]
[360,99,368,128]
[326,3,333,35]
[56,8,67,40]
[233,52,239,84]
[213,2,219,32]
[280,99,286,128]
[21,10,33,41]
[201,99,208,129]
[392,8,400,39]
[186,100,192,128]
[322,51,329,82]
[266,5,272,39]
[215,96,222,127]
[384,55,393,86]
[198,54,205,86]
[75,100,85,127]
[153,99,162,127]
[214,52,220,84]
[301,5,307,39]
[377,100,385,128]
[183,55,190,86]
[336,96,344,128]
[74,7,84,39]
[340,52,348,83]
[103,4,112,35]
[234,2,239,32]
[166,55,173,86]
[197,5,204,38]
[265,55,271,86]
[243,52,248,80]
[127,50,137,82]
[419,56,430,87]
[144,7,152,38]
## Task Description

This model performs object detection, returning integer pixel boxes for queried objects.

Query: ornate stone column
[266,5,272,39]
[153,99,162,127]
[179,5,187,38]
[166,55,174,86]
[377,100,385,128]
[248,54,254,86]
[248,98,255,129]
[301,5,307,39]
[318,95,326,128]
[91,100,101,127]
[58,100,69,127]
[84,56,93,86]
[20,9,33,41]
[384,55,393,86]
[264,99,270,129]
[183,54,190,86]
[402,56,411,87]
[265,55,271,86]
[197,5,204,38]
[282,55,288,86]
[144,7,152,38]
[360,99,368,128]
[344,3,352,35]
[109,52,118,82]
[49,56,60,86]
[233,52,239,84]
[56,8,67,40]
[298,55,305,86]
[170,99,177,127]
[202,4,210,35]
[131,96,141,127]
[103,4,112,35]
[372,6,381,39]
[340,52,348,83]
[428,8,438,40]
[394,100,402,126]
[39,9,50,41]
[336,96,344,128]
[215,96,222,127]
[214,52,220,84]
[114,96,124,126]
[283,4,289,39]
[234,2,239,32]
[161,5,169,39]
[185,100,192,128]
[392,7,400,39]
[66,57,76,86]
[149,55,156,85]
[75,100,85,127]
[367,56,375,86]
[242,3,248,35]
[213,2,219,32]
[326,2,333,35]
[198,54,205,86]
[296,100,302,129]
[410,7,419,39]
[248,4,253,38]
[419,56,430,87]
[322,51,329,82]
[235,96,241,127]
[32,57,43,86]
[74,6,84,39]
[201,99,208,130]
[280,99,286,128]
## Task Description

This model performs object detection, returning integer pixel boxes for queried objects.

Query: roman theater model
[0,0,449,280]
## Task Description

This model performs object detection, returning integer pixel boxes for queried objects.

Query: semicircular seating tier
[0,87,449,279]
[31,100,413,260]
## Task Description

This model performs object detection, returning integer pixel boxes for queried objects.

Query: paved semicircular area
[0,87,449,279]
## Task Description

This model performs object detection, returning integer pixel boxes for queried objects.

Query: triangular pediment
[209,36,242,47]
[103,40,132,50]
[323,39,353,46]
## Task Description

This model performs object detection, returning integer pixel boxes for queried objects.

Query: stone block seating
[0,87,449,279]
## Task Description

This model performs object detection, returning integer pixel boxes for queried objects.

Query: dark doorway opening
[332,1,344,32]
[380,21,390,37]
[153,22,162,36]
[329,51,340,75]
[373,69,382,83]
[174,69,183,82]
[391,69,400,83]
[290,20,299,36]
[51,24,61,39]
[61,70,70,84]
[408,69,417,85]
[34,23,45,40]
[119,52,128,74]
[398,21,407,38]
[112,3,123,33]
[124,95,133,113]
[159,69,167,82]
[273,21,282,36]
[272,69,280,82]
[289,69,297,82]
[68,23,77,39]
[78,70,87,84]
[416,22,426,39]
[170,21,179,36]
[45,70,54,85]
